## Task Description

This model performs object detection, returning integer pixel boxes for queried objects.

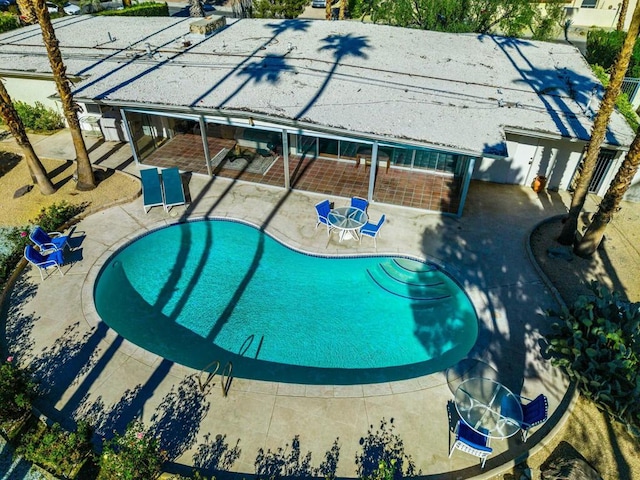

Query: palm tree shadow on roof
[295,33,371,121]
[188,19,313,108]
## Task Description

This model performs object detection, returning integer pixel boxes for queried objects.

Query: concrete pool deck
[2,135,583,479]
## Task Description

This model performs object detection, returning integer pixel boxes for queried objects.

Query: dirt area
[1,151,640,479]
[0,152,139,227]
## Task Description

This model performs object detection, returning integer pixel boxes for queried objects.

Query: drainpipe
[119,108,139,166]
[368,142,379,203]
[282,129,290,189]
[457,157,476,217]
[198,116,212,177]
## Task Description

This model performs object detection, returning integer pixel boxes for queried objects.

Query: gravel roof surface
[0,15,634,155]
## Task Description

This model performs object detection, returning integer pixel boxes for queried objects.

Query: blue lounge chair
[449,420,492,469]
[29,226,69,254]
[350,196,368,212]
[359,214,386,247]
[24,245,64,281]
[162,167,186,212]
[314,199,333,236]
[141,168,163,213]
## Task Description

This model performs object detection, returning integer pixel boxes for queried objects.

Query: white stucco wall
[473,134,586,191]
[624,168,640,201]
[2,77,62,114]
[562,0,638,29]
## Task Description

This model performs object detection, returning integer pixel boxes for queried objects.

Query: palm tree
[338,0,345,20]
[0,81,56,195]
[617,0,630,31]
[558,3,640,245]
[325,0,331,20]
[16,0,37,24]
[575,129,640,257]
[33,0,96,191]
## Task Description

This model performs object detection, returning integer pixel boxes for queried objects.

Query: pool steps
[366,259,452,302]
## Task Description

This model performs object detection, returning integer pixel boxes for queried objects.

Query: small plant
[18,420,94,478]
[31,201,86,233]
[98,420,167,480]
[0,356,38,422]
[13,101,64,132]
[545,281,640,434]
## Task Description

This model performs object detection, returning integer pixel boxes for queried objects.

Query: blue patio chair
[162,167,186,212]
[518,394,549,442]
[350,196,368,212]
[24,245,64,281]
[314,199,333,236]
[359,214,386,248]
[141,168,163,213]
[449,420,492,469]
[29,226,69,254]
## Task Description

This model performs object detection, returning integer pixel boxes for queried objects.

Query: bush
[591,64,640,131]
[586,29,640,78]
[0,356,38,422]
[97,2,170,17]
[0,12,20,34]
[30,201,86,234]
[545,282,640,435]
[18,420,94,478]
[98,420,167,480]
[13,101,64,132]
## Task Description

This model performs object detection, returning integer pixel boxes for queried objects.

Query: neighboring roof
[0,15,634,156]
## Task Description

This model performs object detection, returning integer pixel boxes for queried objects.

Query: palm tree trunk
[558,3,640,245]
[339,0,345,20]
[617,0,630,31]
[16,0,37,24]
[575,129,640,257]
[0,80,56,195]
[325,0,331,20]
[33,0,96,191]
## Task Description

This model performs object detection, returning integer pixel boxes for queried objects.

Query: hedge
[97,2,170,17]
[586,29,640,78]
[0,12,20,34]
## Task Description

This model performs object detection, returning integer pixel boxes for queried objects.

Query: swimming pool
[94,219,478,385]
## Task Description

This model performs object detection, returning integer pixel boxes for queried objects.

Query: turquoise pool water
[94,219,478,384]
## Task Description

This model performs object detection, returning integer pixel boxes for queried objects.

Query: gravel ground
[0,152,139,227]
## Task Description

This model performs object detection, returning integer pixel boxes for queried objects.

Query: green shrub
[0,12,20,34]
[586,28,640,78]
[591,64,640,131]
[545,282,640,435]
[18,420,94,478]
[13,101,64,132]
[30,201,86,234]
[0,356,38,422]
[98,2,169,17]
[98,420,167,480]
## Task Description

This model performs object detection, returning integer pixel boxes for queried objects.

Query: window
[580,0,597,8]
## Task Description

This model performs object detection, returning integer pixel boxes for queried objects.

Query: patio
[2,157,576,478]
[140,132,463,215]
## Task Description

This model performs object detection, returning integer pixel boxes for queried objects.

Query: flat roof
[0,15,634,155]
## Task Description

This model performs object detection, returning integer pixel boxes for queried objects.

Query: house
[0,15,637,214]
[564,0,638,30]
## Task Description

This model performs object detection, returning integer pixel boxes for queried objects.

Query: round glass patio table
[327,206,368,242]
[454,377,523,439]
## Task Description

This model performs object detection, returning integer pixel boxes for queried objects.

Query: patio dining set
[449,377,549,469]
[314,197,386,246]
